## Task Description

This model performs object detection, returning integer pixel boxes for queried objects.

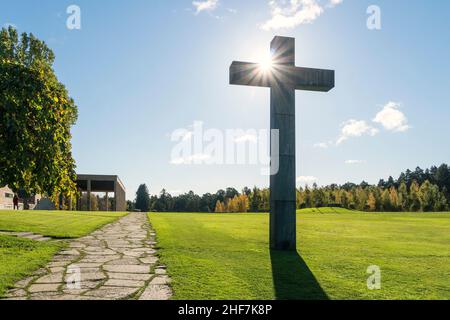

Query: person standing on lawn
[13,194,19,210]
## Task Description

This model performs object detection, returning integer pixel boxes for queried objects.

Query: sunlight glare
[258,52,273,72]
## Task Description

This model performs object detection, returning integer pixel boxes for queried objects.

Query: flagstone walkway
[4,213,172,300]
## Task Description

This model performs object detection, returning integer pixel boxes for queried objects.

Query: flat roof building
[76,174,126,212]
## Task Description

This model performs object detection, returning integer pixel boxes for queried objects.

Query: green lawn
[0,210,128,238]
[0,210,128,297]
[0,235,63,297]
[149,209,450,300]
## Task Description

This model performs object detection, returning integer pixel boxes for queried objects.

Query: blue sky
[2,0,450,199]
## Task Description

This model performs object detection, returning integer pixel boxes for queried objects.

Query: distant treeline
[129,164,450,213]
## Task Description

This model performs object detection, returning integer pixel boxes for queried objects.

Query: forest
[130,164,450,213]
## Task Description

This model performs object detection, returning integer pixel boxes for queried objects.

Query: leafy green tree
[347,190,356,210]
[296,187,304,209]
[250,186,260,212]
[355,187,368,211]
[225,187,239,200]
[126,200,135,212]
[398,182,409,211]
[135,184,150,212]
[409,181,421,212]
[215,189,226,203]
[0,27,78,198]
[153,189,173,212]
[435,191,449,212]
[242,187,251,197]
[200,193,215,212]
[311,183,324,207]
[259,188,270,211]
[381,189,391,211]
[435,164,450,196]
[418,180,434,212]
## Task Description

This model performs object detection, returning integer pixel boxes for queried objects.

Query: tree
[296,187,304,209]
[126,200,135,212]
[153,189,173,212]
[435,164,450,193]
[367,192,377,211]
[355,187,368,211]
[215,189,226,203]
[135,184,150,212]
[418,180,433,212]
[0,27,78,199]
[235,195,249,212]
[250,186,260,212]
[381,189,391,211]
[389,187,400,211]
[215,200,225,213]
[435,191,449,212]
[409,181,421,212]
[225,187,239,200]
[200,193,214,212]
[242,187,251,197]
[398,182,409,211]
[259,188,270,211]
[311,183,325,208]
[386,176,396,189]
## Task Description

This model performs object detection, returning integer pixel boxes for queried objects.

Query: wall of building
[0,186,15,210]
[114,183,127,212]
[0,186,41,210]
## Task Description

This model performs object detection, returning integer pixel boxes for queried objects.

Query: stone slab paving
[3,213,172,300]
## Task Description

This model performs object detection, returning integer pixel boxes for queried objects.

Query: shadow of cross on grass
[270,250,328,300]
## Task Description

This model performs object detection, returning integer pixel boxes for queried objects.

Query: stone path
[0,231,51,242]
[4,213,172,300]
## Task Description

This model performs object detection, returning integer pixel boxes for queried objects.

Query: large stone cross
[230,36,335,251]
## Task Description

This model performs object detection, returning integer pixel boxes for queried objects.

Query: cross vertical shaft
[229,36,335,252]
[270,37,296,250]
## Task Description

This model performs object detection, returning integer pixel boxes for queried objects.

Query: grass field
[0,210,128,238]
[0,235,63,297]
[149,209,450,300]
[0,210,128,297]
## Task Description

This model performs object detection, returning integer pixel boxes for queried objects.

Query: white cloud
[337,119,379,145]
[297,176,318,185]
[192,0,219,14]
[373,102,410,132]
[345,160,366,165]
[314,100,410,148]
[260,0,343,31]
[327,0,343,8]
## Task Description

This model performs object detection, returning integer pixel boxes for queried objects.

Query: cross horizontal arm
[229,61,271,88]
[292,67,334,92]
[230,61,335,92]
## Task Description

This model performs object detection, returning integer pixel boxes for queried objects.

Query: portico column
[87,180,92,211]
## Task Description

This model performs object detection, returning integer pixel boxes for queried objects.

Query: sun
[258,52,273,72]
